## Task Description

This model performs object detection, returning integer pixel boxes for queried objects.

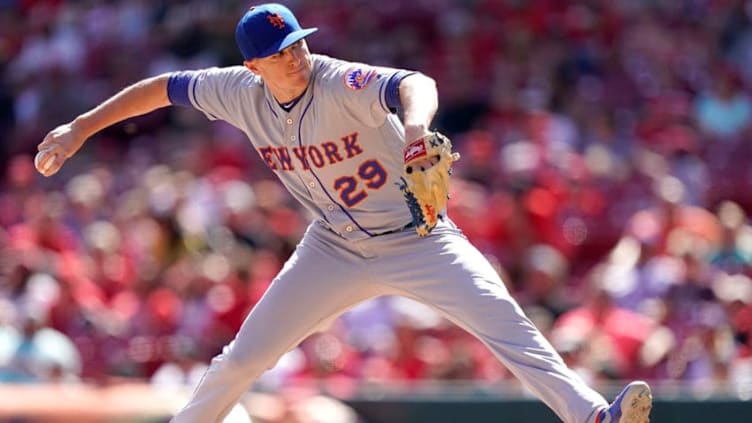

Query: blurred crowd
[2,0,752,402]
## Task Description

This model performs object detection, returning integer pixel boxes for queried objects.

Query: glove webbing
[397,176,430,237]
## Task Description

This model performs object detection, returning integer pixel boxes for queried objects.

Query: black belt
[375,221,416,236]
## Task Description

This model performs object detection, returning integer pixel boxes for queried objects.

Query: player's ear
[243,60,260,75]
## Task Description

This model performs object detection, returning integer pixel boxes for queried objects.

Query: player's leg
[172,224,379,422]
[370,223,613,423]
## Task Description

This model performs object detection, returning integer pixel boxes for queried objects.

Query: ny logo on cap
[267,13,285,29]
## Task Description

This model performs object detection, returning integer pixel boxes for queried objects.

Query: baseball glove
[398,132,461,237]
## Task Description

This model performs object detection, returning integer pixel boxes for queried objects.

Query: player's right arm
[36,74,171,176]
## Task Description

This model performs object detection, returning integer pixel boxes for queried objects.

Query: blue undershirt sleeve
[384,71,416,113]
[167,71,198,107]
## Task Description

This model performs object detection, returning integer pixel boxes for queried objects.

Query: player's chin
[290,66,309,77]
[289,71,311,88]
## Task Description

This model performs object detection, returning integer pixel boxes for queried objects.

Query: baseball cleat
[595,380,652,423]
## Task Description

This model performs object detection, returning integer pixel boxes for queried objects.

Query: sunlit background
[1,0,752,422]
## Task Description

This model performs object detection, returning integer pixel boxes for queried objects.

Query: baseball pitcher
[35,4,652,423]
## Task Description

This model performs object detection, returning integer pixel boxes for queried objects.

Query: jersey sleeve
[167,66,255,127]
[318,56,414,128]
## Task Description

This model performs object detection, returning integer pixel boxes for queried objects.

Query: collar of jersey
[278,85,308,112]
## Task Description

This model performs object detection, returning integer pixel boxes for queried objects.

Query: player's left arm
[396,73,460,236]
[398,73,439,144]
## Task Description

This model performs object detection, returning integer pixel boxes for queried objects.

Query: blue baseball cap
[235,3,318,61]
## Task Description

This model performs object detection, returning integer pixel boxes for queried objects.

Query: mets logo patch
[344,67,377,91]
[267,13,285,29]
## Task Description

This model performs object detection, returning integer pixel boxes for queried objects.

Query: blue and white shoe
[595,381,652,423]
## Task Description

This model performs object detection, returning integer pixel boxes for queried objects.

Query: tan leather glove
[398,132,461,236]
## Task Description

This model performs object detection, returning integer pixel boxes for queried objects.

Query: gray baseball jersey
[170,54,413,239]
[167,55,609,423]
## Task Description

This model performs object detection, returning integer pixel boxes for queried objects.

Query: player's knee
[220,340,280,376]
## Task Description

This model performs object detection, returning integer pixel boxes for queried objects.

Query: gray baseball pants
[171,219,607,422]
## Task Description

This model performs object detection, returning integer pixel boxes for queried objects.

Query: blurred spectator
[551,265,656,380]
[693,65,752,142]
[516,243,573,317]
[0,309,81,383]
[151,335,208,389]
[709,200,752,275]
